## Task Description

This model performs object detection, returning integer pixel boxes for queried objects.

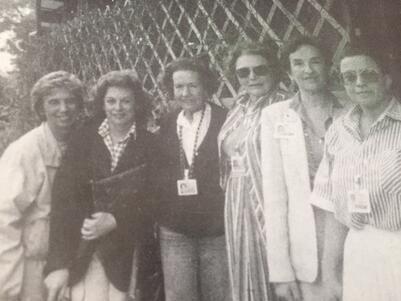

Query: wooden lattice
[41,0,350,107]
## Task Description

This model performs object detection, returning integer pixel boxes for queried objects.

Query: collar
[289,92,342,119]
[98,118,136,142]
[289,92,342,130]
[236,90,275,114]
[343,97,401,137]
[38,122,63,167]
[177,102,211,129]
[383,97,401,121]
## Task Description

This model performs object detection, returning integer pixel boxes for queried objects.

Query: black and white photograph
[0,1,400,301]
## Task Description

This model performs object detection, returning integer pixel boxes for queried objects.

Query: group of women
[0,35,399,301]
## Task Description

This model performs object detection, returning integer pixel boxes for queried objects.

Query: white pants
[70,254,126,301]
[343,226,401,301]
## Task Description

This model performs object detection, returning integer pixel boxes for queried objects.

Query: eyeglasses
[235,65,271,78]
[341,70,381,85]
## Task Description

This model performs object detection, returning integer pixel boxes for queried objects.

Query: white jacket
[0,123,62,300]
[261,96,343,283]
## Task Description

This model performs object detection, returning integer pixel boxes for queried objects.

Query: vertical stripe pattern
[219,90,287,301]
[312,98,401,230]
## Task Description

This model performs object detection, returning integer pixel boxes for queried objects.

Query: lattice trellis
[40,0,350,107]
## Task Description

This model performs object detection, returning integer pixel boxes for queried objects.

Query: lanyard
[178,107,206,179]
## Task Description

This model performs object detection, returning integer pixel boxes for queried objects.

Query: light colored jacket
[0,123,62,300]
[260,97,343,283]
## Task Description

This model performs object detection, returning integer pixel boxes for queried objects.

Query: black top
[44,117,157,291]
[155,103,227,237]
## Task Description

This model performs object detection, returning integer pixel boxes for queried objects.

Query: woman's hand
[44,269,69,301]
[81,212,117,240]
[274,281,302,301]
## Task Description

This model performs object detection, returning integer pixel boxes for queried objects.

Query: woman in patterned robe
[218,41,288,301]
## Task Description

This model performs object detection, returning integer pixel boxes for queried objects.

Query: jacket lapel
[280,108,311,195]
[113,131,146,175]
[196,105,216,154]
[38,123,63,168]
[91,134,113,179]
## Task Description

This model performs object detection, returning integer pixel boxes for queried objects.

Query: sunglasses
[235,65,271,78]
[341,70,381,85]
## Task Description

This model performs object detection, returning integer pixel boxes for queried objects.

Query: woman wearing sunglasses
[312,44,401,301]
[260,36,345,301]
[218,40,288,301]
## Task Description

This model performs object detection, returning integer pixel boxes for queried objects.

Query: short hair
[225,40,282,86]
[160,57,218,100]
[280,36,332,72]
[90,70,151,129]
[30,71,85,121]
[340,42,391,74]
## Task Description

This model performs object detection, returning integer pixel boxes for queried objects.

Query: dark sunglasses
[235,65,271,78]
[341,69,381,85]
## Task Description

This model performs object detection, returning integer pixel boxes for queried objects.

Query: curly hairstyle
[159,57,218,100]
[90,70,151,129]
[280,35,332,73]
[30,71,85,121]
[225,40,282,87]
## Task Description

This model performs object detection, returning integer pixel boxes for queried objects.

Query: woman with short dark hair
[312,43,401,301]
[0,71,85,301]
[261,35,345,301]
[157,57,229,301]
[44,70,156,301]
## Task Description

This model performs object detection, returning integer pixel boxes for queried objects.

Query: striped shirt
[98,119,136,172]
[311,97,401,231]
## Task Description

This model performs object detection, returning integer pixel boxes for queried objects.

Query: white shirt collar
[176,103,212,165]
[177,103,211,129]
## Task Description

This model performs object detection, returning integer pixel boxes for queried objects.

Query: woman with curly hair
[44,70,157,301]
[0,71,85,301]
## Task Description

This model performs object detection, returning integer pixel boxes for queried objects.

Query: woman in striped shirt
[311,44,401,301]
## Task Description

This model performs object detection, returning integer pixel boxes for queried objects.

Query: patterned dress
[218,90,287,301]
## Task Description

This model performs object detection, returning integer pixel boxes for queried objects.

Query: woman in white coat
[0,71,85,301]
[260,36,344,301]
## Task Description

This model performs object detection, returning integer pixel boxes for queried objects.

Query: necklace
[178,106,206,178]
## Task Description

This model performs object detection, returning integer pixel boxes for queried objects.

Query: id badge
[231,155,245,177]
[274,122,295,139]
[177,179,198,196]
[347,190,371,213]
